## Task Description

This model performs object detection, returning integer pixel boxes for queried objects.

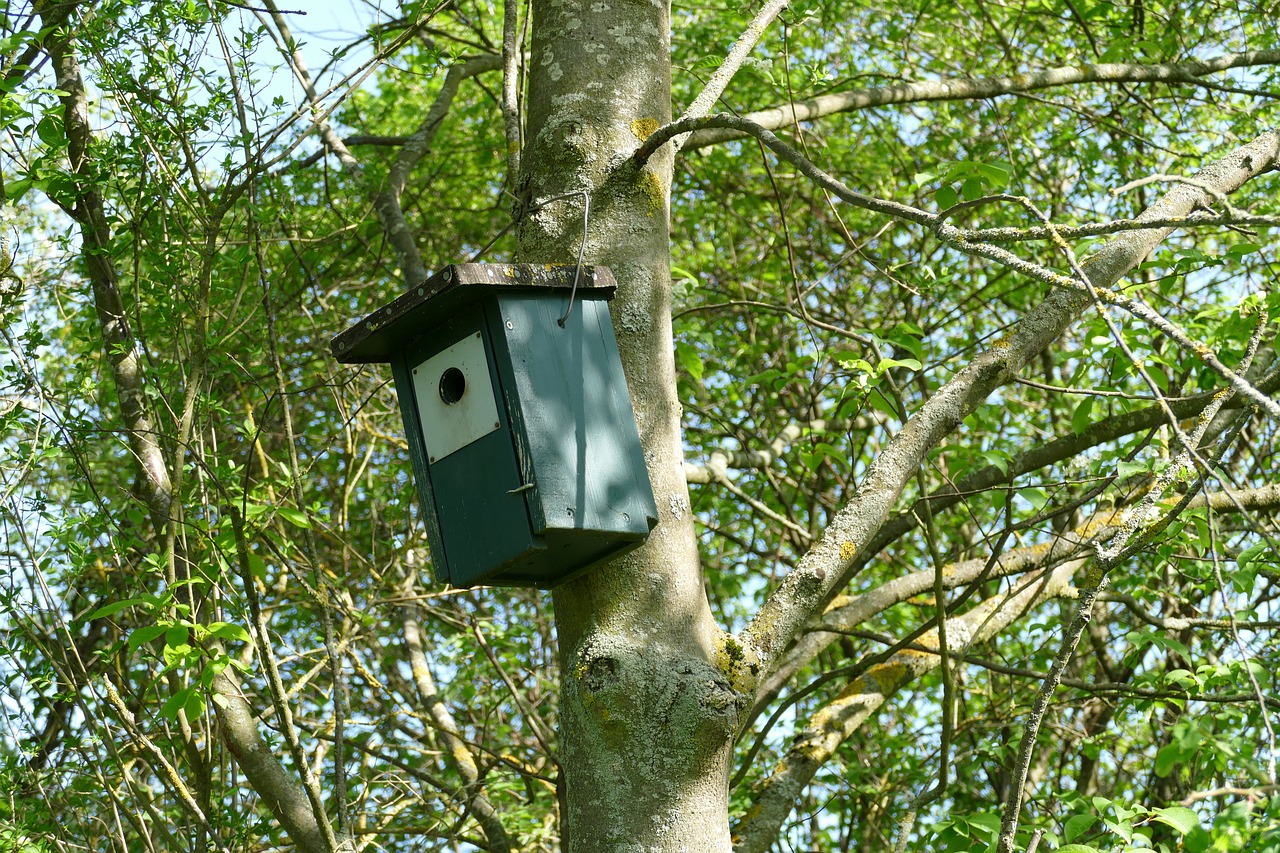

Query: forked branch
[732,130,1280,679]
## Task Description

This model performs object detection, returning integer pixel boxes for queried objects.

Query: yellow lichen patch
[713,632,762,693]
[636,168,665,216]
[630,117,660,140]
[839,540,859,561]
[990,335,1011,349]
[897,648,933,664]
[1083,565,1105,588]
[824,594,853,613]
[863,661,909,692]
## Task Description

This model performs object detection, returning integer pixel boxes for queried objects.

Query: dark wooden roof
[331,263,617,364]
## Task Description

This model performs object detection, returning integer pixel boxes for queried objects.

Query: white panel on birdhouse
[412,331,501,462]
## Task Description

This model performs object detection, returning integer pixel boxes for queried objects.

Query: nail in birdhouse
[331,263,658,588]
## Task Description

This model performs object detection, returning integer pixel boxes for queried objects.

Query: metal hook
[557,190,591,328]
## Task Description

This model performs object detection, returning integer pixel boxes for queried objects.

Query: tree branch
[39,5,344,850]
[259,0,500,286]
[500,0,522,179]
[681,50,1280,149]
[994,339,1257,853]
[403,606,512,853]
[684,416,889,484]
[731,130,1280,684]
[751,526,1108,718]
[667,0,790,155]
[731,561,1083,853]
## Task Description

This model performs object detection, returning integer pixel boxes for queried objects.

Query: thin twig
[668,0,791,155]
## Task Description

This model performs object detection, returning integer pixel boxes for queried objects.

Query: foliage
[1,0,1279,851]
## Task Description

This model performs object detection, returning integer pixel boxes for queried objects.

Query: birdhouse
[331,263,658,588]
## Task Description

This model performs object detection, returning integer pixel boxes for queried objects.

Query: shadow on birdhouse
[332,263,658,588]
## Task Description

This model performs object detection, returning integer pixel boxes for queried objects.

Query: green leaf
[184,687,205,721]
[675,340,705,381]
[961,176,983,201]
[1019,487,1049,511]
[1237,542,1268,570]
[1057,845,1101,853]
[980,449,1012,476]
[1064,814,1097,842]
[976,161,1012,188]
[1155,742,1185,777]
[1164,669,1201,690]
[1224,242,1261,261]
[88,598,151,620]
[1073,397,1094,434]
[4,177,32,201]
[165,625,189,649]
[35,114,63,147]
[936,185,959,208]
[1117,460,1148,479]
[1150,806,1199,835]
[275,506,310,528]
[161,688,189,721]
[128,625,169,650]
[207,622,251,643]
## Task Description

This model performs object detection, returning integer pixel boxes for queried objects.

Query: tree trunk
[517,0,742,849]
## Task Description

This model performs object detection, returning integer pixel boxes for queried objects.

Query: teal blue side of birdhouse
[485,293,658,549]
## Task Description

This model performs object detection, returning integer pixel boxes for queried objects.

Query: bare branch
[682,50,1280,149]
[732,130,1280,685]
[381,55,503,284]
[668,0,790,155]
[1181,786,1280,805]
[404,607,512,853]
[752,527,1107,716]
[961,211,1280,244]
[636,114,934,226]
[501,0,522,179]
[684,416,889,484]
[259,0,500,287]
[995,345,1256,853]
[1188,482,1280,512]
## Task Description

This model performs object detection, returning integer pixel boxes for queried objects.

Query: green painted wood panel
[487,293,658,541]
[401,309,541,587]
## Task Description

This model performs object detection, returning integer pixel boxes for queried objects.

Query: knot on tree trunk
[560,633,745,851]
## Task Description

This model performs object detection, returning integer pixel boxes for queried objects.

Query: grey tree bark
[516,0,742,849]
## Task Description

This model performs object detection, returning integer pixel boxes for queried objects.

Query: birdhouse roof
[331,263,618,364]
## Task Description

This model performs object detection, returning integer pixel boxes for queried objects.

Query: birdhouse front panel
[396,310,544,587]
[410,329,500,462]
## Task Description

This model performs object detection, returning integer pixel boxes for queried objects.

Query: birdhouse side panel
[488,293,658,540]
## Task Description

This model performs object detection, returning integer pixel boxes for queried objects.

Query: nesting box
[331,263,658,588]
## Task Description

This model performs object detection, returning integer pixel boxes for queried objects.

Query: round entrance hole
[439,367,466,404]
